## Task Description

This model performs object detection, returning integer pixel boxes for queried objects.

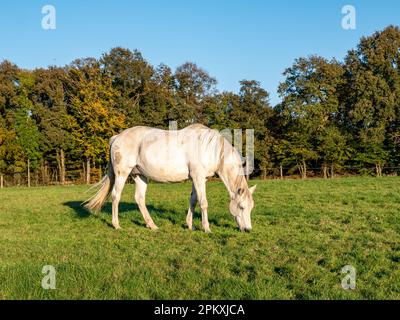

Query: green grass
[1,177,400,299]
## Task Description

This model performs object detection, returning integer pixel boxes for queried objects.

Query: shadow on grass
[63,200,188,229]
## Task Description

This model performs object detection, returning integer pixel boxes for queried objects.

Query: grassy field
[0,177,400,299]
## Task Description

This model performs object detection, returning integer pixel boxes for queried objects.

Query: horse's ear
[249,185,257,194]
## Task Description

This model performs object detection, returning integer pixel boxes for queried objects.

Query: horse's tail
[83,164,115,213]
[83,137,117,212]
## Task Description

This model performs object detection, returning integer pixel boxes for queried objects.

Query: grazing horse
[84,124,256,232]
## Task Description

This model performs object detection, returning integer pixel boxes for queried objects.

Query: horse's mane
[202,126,248,193]
[198,126,223,153]
[184,124,248,192]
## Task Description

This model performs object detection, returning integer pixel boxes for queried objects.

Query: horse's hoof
[147,224,159,231]
[204,228,212,234]
[114,226,122,230]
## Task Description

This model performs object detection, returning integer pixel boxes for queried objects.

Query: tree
[68,58,126,184]
[0,67,42,186]
[1,26,400,184]
[0,60,19,112]
[271,138,290,179]
[100,47,154,126]
[173,62,217,125]
[206,92,241,129]
[0,60,20,185]
[14,104,42,187]
[235,80,274,178]
[278,56,346,178]
[342,26,400,176]
[317,126,352,178]
[30,67,73,184]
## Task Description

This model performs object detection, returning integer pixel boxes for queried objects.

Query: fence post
[27,158,31,188]
[86,159,91,184]
[0,174,3,188]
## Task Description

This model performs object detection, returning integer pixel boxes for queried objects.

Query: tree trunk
[56,149,65,185]
[298,162,303,178]
[330,164,334,179]
[375,163,382,177]
[0,174,3,188]
[280,164,283,180]
[45,161,49,185]
[60,149,65,185]
[300,160,307,179]
[35,170,39,186]
[41,161,45,185]
[42,161,49,185]
[82,161,86,183]
[27,158,31,187]
[86,158,91,184]
[322,164,328,179]
[56,150,60,183]
[260,166,266,180]
[98,165,102,182]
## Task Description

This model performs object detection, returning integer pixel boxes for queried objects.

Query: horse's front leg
[191,173,211,233]
[186,183,197,230]
[134,175,158,230]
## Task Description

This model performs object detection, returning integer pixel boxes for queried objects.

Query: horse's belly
[137,147,189,182]
[139,164,189,182]
[146,171,189,183]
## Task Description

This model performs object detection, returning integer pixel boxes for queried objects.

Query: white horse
[84,124,256,232]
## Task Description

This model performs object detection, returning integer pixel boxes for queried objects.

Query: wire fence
[1,165,399,188]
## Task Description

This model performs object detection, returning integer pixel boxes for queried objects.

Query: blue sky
[0,0,399,105]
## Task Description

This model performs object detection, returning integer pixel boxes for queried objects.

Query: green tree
[317,126,352,178]
[68,58,126,183]
[173,62,217,125]
[235,80,273,178]
[0,69,42,186]
[100,47,154,126]
[0,61,19,185]
[30,67,73,184]
[278,56,346,178]
[342,26,400,176]
[14,102,42,187]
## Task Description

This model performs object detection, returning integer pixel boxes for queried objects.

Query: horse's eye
[238,204,244,210]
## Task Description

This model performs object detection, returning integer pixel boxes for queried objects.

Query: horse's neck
[217,153,248,198]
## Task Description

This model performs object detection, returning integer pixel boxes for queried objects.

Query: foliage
[68,58,126,165]
[1,26,400,182]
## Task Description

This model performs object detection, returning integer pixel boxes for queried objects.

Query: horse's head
[229,185,256,232]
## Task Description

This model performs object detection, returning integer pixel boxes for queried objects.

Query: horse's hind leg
[111,170,130,230]
[186,183,197,230]
[134,175,158,230]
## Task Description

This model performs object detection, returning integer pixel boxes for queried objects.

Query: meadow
[0,177,399,299]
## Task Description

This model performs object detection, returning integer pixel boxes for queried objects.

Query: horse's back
[111,124,223,181]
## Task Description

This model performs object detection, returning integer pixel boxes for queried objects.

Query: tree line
[1,26,400,186]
